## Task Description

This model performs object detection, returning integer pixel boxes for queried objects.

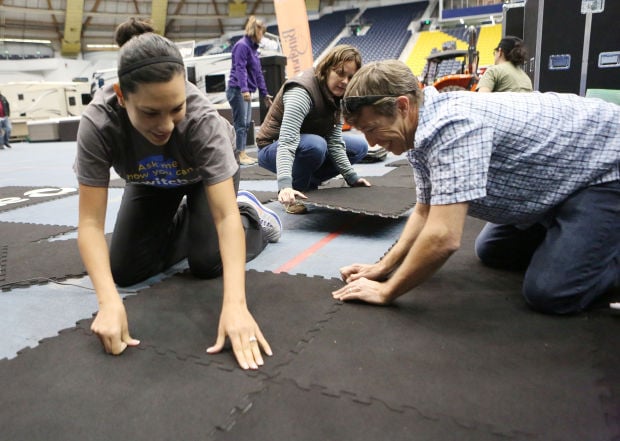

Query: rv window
[205,74,226,93]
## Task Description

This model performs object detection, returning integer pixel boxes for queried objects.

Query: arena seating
[308,9,359,59]
[476,24,502,67]
[192,2,501,83]
[408,24,502,79]
[335,2,428,63]
[407,30,469,77]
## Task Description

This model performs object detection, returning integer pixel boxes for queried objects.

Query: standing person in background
[476,36,532,93]
[75,18,281,370]
[0,90,12,149]
[226,16,273,165]
[256,44,370,214]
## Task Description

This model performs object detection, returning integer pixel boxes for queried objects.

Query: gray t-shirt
[74,81,238,188]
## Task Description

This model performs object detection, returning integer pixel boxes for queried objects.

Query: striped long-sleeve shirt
[276,86,359,190]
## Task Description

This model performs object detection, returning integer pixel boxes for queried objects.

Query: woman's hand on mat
[91,301,140,355]
[278,187,307,206]
[332,277,391,305]
[207,304,272,370]
[351,177,371,187]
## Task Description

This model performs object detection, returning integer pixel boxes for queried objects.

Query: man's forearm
[378,203,429,276]
[383,203,468,301]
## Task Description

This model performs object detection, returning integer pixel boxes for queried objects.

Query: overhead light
[0,38,52,44]
[86,44,118,49]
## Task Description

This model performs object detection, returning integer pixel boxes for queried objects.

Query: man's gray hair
[343,60,422,125]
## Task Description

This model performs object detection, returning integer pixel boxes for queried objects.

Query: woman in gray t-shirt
[74,20,279,370]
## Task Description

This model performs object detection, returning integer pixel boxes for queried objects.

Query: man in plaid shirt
[334,60,619,315]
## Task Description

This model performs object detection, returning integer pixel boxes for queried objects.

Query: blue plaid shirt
[408,87,620,225]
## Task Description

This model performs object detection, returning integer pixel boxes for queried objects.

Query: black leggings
[109,174,267,287]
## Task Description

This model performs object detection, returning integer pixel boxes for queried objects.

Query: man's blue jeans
[257,133,368,191]
[475,180,620,314]
[226,86,252,153]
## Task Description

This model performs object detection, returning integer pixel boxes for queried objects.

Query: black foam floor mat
[212,378,511,441]
[2,219,618,440]
[77,270,343,376]
[0,221,75,246]
[0,327,266,441]
[276,292,618,440]
[289,167,416,217]
[0,222,83,289]
[240,165,277,181]
[302,184,415,218]
[0,186,78,212]
[271,217,620,440]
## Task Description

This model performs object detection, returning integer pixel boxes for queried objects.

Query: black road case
[523,0,619,94]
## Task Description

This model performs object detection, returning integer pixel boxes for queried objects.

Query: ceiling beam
[165,0,187,33]
[151,0,169,34]
[81,0,103,38]
[61,0,85,55]
[0,4,275,20]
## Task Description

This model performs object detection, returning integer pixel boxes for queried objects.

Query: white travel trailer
[90,33,284,107]
[1,81,92,119]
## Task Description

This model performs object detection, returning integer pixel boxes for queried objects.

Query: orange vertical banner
[273,0,314,78]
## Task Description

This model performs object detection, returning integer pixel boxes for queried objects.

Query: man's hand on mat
[207,304,272,370]
[278,187,307,206]
[339,262,386,284]
[91,301,140,355]
[332,277,391,305]
[351,177,371,187]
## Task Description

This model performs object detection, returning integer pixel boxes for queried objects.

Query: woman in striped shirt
[256,45,370,214]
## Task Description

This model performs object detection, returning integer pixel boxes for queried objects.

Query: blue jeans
[257,133,368,191]
[0,117,11,145]
[226,86,252,153]
[475,180,620,314]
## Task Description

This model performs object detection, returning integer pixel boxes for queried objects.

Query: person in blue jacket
[226,16,273,165]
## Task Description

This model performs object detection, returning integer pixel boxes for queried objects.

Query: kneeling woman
[256,44,370,214]
[75,19,280,370]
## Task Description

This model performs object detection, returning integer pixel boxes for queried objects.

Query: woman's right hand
[90,299,140,355]
[278,187,307,206]
[242,92,252,102]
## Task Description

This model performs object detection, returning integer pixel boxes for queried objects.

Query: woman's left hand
[352,177,371,187]
[207,303,272,370]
